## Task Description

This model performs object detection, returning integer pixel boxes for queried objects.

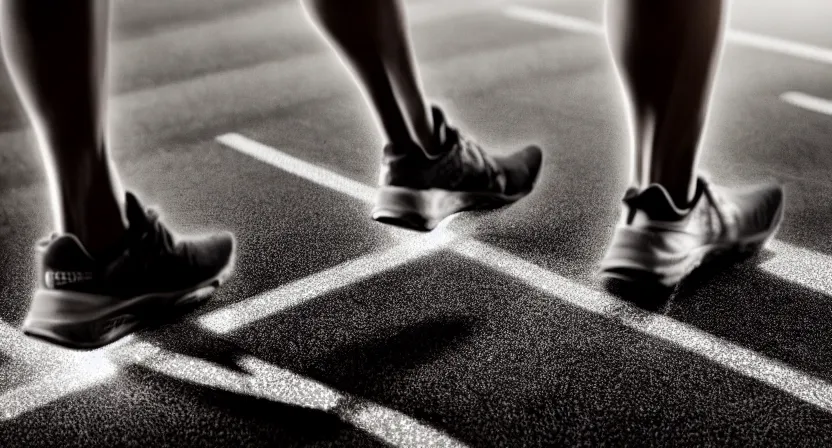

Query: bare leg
[599,0,784,295]
[0,0,126,255]
[302,0,438,155]
[606,0,725,208]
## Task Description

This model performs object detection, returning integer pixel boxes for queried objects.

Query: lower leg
[302,0,437,154]
[1,0,126,254]
[606,0,725,208]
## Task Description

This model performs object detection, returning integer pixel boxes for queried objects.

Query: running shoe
[600,177,784,293]
[372,106,543,231]
[22,192,236,349]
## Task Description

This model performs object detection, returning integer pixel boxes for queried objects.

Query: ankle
[64,217,126,258]
[60,189,127,258]
[387,106,450,157]
[413,117,438,155]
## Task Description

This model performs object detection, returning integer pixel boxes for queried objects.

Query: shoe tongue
[125,192,150,231]
[383,106,453,159]
[431,106,447,143]
[382,141,422,159]
[624,184,689,222]
[430,105,457,153]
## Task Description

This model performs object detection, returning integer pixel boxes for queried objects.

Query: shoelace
[452,129,506,192]
[700,179,739,240]
[135,208,184,270]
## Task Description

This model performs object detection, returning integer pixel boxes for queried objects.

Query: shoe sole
[372,185,532,231]
[21,257,236,350]
[600,197,785,295]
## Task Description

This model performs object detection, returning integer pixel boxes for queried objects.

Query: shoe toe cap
[519,144,543,176]
[722,182,785,234]
[208,231,237,267]
[184,231,237,277]
[496,145,543,195]
[758,184,785,228]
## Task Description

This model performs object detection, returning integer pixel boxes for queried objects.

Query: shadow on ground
[5,241,832,447]
[0,361,388,448]
[208,249,832,446]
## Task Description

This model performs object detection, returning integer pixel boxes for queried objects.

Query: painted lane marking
[503,5,832,66]
[781,91,832,116]
[219,132,832,415]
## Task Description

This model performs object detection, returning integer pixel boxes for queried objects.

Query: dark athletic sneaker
[22,192,236,350]
[600,177,784,293]
[372,106,543,231]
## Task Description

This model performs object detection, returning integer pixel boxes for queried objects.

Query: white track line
[242,355,468,448]
[216,133,376,204]
[0,360,118,420]
[0,336,466,448]
[202,133,458,332]
[729,30,832,66]
[503,5,601,35]
[219,132,832,414]
[0,319,65,363]
[0,339,147,420]
[3,4,829,432]
[761,240,832,295]
[454,239,832,413]
[3,124,832,430]
[503,5,832,66]
[0,135,465,448]
[145,350,467,447]
[781,91,832,116]
[216,132,420,243]
[199,232,455,333]
[346,401,467,448]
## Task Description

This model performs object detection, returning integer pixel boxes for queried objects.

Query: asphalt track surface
[2,0,832,446]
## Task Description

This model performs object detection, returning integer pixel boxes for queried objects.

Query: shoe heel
[372,186,434,231]
[372,186,474,231]
[599,227,692,288]
[22,289,139,350]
